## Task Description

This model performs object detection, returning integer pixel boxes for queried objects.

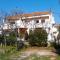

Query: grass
[0,46,60,60]
[0,46,15,60]
[0,45,27,60]
[0,46,19,60]
[0,53,10,60]
[56,55,60,60]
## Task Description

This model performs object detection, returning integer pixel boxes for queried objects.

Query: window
[25,20,29,22]
[41,19,45,23]
[10,22,15,24]
[36,20,39,23]
[53,32,57,34]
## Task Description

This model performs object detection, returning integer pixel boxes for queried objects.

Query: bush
[0,35,5,46]
[28,28,48,47]
[16,40,24,51]
[6,31,16,46]
[24,31,28,40]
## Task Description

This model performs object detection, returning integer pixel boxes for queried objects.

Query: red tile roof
[7,12,50,20]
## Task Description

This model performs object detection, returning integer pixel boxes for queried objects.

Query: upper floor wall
[6,12,55,29]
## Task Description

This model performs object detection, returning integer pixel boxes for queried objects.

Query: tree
[28,28,48,47]
[0,9,10,47]
[6,31,16,46]
[57,25,60,45]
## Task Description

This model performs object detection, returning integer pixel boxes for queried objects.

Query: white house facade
[2,12,59,42]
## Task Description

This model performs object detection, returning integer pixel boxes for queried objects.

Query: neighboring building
[3,12,59,42]
[54,24,60,29]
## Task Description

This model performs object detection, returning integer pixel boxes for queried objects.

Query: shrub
[28,28,48,47]
[24,31,28,40]
[6,31,16,46]
[0,35,5,46]
[16,40,24,51]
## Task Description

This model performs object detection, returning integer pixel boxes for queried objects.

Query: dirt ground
[11,47,57,60]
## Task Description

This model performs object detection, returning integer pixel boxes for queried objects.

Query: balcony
[35,23,43,28]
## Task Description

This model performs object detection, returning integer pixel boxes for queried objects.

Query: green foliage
[56,56,60,60]
[28,28,48,47]
[6,31,16,46]
[16,40,24,51]
[0,35,5,46]
[0,35,4,41]
[57,26,60,40]
[0,35,4,40]
[0,46,17,60]
[24,31,28,40]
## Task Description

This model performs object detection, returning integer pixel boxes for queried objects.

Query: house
[3,11,59,42]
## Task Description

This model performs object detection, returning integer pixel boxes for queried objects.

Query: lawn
[0,46,27,60]
[0,46,21,60]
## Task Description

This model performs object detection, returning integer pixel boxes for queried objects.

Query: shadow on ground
[53,44,60,55]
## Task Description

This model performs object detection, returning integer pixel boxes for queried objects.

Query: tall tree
[57,25,60,45]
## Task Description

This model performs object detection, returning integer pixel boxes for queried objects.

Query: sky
[0,0,60,24]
